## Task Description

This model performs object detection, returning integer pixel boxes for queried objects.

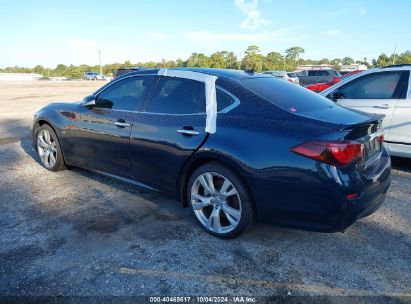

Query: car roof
[116,67,272,81]
[264,70,287,73]
[117,66,147,70]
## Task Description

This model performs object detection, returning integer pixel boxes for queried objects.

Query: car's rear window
[116,69,134,76]
[241,77,336,113]
[287,73,296,78]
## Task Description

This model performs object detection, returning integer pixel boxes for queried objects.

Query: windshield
[241,77,336,113]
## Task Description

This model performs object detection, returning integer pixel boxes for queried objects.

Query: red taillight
[377,134,384,142]
[288,79,293,83]
[291,141,364,166]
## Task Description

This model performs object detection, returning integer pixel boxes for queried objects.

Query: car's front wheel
[187,162,255,238]
[36,124,66,172]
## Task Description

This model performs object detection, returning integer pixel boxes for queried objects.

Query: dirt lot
[0,81,410,301]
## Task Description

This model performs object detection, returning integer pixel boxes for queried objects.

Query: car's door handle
[177,129,200,136]
[373,104,390,109]
[114,120,131,128]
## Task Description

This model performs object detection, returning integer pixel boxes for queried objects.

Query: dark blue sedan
[31,68,391,238]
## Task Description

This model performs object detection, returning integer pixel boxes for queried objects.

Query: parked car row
[296,69,342,86]
[263,71,300,85]
[305,70,364,93]
[263,69,366,93]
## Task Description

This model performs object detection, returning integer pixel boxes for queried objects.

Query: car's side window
[96,76,155,111]
[338,71,406,99]
[317,70,329,76]
[147,77,206,114]
[308,71,317,76]
[216,89,235,112]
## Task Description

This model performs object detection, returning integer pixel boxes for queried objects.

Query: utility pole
[392,44,397,65]
[98,48,103,75]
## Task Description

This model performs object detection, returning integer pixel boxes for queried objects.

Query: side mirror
[329,90,344,102]
[82,95,96,107]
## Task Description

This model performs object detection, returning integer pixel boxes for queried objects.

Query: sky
[0,0,410,68]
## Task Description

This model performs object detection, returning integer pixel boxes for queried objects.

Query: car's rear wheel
[187,162,255,238]
[36,124,66,172]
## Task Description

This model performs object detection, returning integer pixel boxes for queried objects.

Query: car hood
[35,101,81,116]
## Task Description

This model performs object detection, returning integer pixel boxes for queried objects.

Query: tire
[35,124,66,172]
[187,162,255,239]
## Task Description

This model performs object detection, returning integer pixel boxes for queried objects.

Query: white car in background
[83,72,105,80]
[263,70,300,85]
[321,65,411,158]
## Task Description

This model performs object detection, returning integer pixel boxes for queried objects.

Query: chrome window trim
[142,85,240,116]
[91,76,241,116]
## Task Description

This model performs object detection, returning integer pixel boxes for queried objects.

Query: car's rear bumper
[246,152,392,233]
[257,176,390,233]
[332,172,391,232]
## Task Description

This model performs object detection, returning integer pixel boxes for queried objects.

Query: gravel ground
[0,81,410,302]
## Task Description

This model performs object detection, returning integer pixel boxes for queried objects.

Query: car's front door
[128,76,210,191]
[330,71,409,141]
[70,75,155,175]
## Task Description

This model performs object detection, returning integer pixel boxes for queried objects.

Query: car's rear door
[385,71,411,147]
[317,70,330,83]
[331,70,409,141]
[71,75,155,175]
[306,70,318,85]
[129,76,209,191]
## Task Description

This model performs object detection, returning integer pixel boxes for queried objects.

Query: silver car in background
[263,70,300,85]
[83,72,105,80]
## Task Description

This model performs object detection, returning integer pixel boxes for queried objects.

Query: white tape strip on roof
[158,68,218,134]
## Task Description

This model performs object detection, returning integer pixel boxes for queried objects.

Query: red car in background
[305,70,364,93]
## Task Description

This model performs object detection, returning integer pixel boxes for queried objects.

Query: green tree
[241,45,265,72]
[210,52,226,68]
[376,53,390,67]
[285,46,305,60]
[264,51,283,70]
[54,64,67,76]
[33,65,45,75]
[398,51,411,64]
[175,58,185,67]
[224,52,240,69]
[187,53,210,67]
[342,57,354,65]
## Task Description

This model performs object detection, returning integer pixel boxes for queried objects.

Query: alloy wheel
[37,129,57,169]
[191,172,242,234]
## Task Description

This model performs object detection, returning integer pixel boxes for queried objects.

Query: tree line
[1,45,410,79]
